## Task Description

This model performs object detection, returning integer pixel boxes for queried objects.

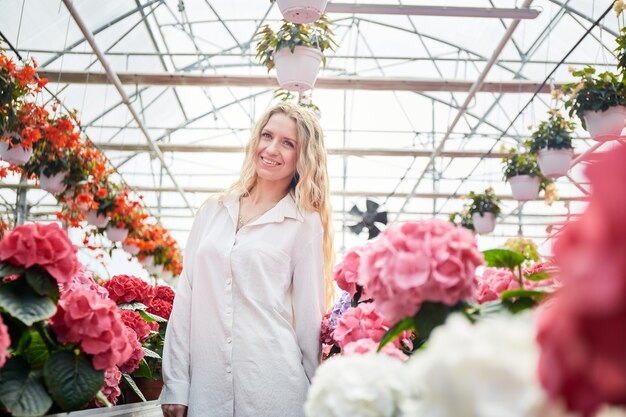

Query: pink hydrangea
[155,285,175,303]
[59,264,109,300]
[0,315,10,368]
[333,248,362,298]
[342,338,408,361]
[0,222,77,284]
[95,366,122,407]
[119,309,151,342]
[119,327,144,374]
[320,312,335,345]
[103,275,156,305]
[333,303,410,350]
[475,268,518,304]
[359,219,483,323]
[147,298,172,320]
[50,289,133,371]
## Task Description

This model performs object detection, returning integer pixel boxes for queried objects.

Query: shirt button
[226,309,232,315]
[226,279,232,285]
[226,366,232,373]
[227,337,232,344]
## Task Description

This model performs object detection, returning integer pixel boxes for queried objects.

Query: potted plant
[448,210,474,231]
[256,16,336,91]
[502,148,548,202]
[563,66,626,141]
[526,110,575,178]
[86,183,116,228]
[106,189,147,243]
[271,0,329,24]
[467,188,501,234]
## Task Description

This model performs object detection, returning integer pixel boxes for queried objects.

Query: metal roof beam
[326,4,540,19]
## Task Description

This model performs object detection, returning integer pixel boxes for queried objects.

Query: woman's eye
[261,132,272,139]
[284,141,294,148]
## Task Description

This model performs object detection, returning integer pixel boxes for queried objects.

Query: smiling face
[254,112,299,190]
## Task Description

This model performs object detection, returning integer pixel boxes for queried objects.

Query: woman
[160,102,334,417]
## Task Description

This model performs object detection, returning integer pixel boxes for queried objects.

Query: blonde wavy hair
[223,102,335,309]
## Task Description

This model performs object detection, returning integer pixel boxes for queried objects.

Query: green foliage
[616,28,626,74]
[255,16,337,72]
[121,373,146,402]
[0,279,57,327]
[503,237,540,265]
[467,188,501,216]
[562,66,626,128]
[0,357,53,417]
[448,211,473,231]
[482,248,526,270]
[378,316,414,351]
[526,110,575,154]
[501,147,552,191]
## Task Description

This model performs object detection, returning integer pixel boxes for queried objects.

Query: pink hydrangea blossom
[155,285,175,303]
[0,222,77,284]
[475,268,517,304]
[50,289,133,370]
[95,366,122,407]
[333,248,363,298]
[333,303,411,350]
[103,274,156,305]
[147,298,172,320]
[119,327,144,374]
[359,219,483,323]
[342,338,408,361]
[119,309,151,342]
[320,312,335,346]
[59,264,109,300]
[0,315,10,368]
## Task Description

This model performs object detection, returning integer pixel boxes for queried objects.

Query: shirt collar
[221,191,304,225]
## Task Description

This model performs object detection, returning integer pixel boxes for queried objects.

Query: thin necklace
[238,197,282,228]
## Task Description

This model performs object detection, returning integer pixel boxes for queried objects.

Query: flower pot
[508,175,540,202]
[106,225,129,242]
[161,270,174,282]
[139,255,154,266]
[39,170,69,194]
[537,148,573,179]
[583,106,626,141]
[471,212,496,234]
[77,201,91,211]
[123,242,140,255]
[122,377,164,403]
[0,139,33,165]
[277,0,328,23]
[274,46,323,92]
[147,263,164,276]
[86,210,109,228]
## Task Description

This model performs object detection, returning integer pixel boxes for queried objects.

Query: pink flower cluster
[0,315,10,368]
[147,298,172,321]
[59,264,109,300]
[155,285,175,303]
[333,303,410,350]
[95,367,122,407]
[475,266,560,304]
[50,289,133,370]
[320,312,335,346]
[342,338,408,361]
[119,327,144,374]
[0,222,77,284]
[103,274,156,305]
[359,219,483,323]
[537,144,626,416]
[333,249,362,298]
[119,309,151,342]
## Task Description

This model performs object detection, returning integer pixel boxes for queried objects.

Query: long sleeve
[160,205,208,405]
[291,230,325,383]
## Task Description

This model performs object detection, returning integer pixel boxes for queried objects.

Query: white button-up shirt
[161,192,325,417]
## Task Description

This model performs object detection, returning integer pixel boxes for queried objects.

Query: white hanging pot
[274,46,323,92]
[39,170,69,194]
[537,148,573,179]
[139,255,154,266]
[0,138,33,166]
[471,212,496,234]
[147,263,164,276]
[106,225,129,242]
[161,270,174,284]
[508,175,540,202]
[276,0,328,23]
[122,242,140,255]
[583,106,626,141]
[86,209,109,228]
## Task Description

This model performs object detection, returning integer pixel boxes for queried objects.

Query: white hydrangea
[305,353,407,417]
[401,313,572,417]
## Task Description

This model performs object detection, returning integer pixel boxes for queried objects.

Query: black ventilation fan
[348,199,388,239]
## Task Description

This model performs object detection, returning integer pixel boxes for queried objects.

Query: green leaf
[138,310,167,323]
[25,267,59,299]
[503,297,537,314]
[95,390,112,408]
[132,358,152,379]
[24,331,50,370]
[525,270,556,282]
[43,351,105,411]
[121,373,147,402]
[0,261,23,278]
[500,288,551,300]
[482,248,526,270]
[0,357,53,417]
[0,279,57,326]
[378,316,414,350]
[412,302,453,342]
[142,347,161,360]
[118,302,148,311]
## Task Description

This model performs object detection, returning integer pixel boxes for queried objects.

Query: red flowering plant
[0,222,137,415]
[101,275,174,397]
[108,188,148,232]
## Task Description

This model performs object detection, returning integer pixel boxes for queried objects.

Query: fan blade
[365,199,380,213]
[374,211,388,225]
[348,222,365,235]
[367,225,381,240]
[349,205,363,217]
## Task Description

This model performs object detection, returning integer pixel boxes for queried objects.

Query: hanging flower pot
[583,106,626,141]
[139,255,154,266]
[86,210,109,228]
[161,270,174,282]
[274,46,323,92]
[471,212,496,234]
[277,0,328,23]
[147,263,164,276]
[0,138,33,166]
[122,242,140,255]
[508,175,540,202]
[39,170,69,194]
[537,148,573,179]
[106,225,129,242]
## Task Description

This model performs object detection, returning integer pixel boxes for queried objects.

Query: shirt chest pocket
[238,245,292,307]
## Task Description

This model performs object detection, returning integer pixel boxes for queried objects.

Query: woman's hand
[162,404,188,417]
